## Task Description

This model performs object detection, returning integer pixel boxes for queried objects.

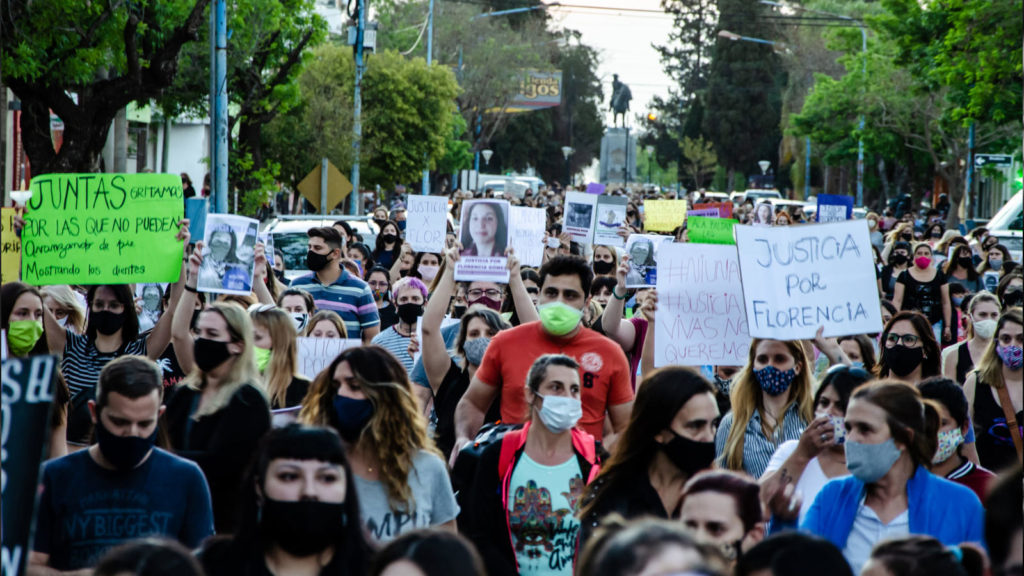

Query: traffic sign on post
[974,154,1013,167]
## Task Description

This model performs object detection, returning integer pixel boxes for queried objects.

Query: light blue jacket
[801,465,985,550]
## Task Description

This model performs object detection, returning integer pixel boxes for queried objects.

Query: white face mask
[973,318,998,340]
[56,316,69,328]
[534,393,582,434]
[291,313,309,332]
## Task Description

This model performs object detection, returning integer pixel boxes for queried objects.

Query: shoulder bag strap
[994,384,1023,465]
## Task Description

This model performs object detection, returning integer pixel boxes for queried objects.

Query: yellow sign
[297,160,353,213]
[2,208,22,283]
[644,200,687,232]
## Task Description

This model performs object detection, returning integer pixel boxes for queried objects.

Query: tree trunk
[876,155,890,208]
[114,108,128,172]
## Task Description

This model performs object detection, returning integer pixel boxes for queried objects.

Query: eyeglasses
[885,332,921,347]
[467,289,502,299]
[997,334,1024,346]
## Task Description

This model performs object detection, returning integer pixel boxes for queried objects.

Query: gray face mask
[463,337,491,367]
[845,437,902,484]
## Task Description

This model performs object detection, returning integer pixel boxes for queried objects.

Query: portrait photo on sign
[566,201,593,229]
[198,214,259,295]
[624,234,667,288]
[135,283,167,332]
[752,201,774,226]
[459,200,509,258]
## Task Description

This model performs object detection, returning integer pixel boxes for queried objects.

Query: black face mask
[1004,289,1023,308]
[930,231,943,239]
[260,498,347,557]
[659,431,716,477]
[273,268,286,282]
[890,253,908,266]
[451,304,467,319]
[95,418,157,470]
[194,338,234,373]
[397,303,423,325]
[957,256,973,268]
[593,260,614,275]
[306,250,331,272]
[883,344,924,377]
[92,310,126,336]
[381,233,398,245]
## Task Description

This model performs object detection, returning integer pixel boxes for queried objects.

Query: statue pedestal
[600,127,637,185]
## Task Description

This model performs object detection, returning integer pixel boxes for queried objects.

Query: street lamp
[482,149,494,167]
[645,145,655,185]
[561,146,574,187]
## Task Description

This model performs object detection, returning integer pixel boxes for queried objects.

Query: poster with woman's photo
[593,195,629,248]
[455,199,511,283]
[625,234,669,288]
[198,214,260,295]
[752,202,774,227]
[562,192,597,244]
[135,283,167,332]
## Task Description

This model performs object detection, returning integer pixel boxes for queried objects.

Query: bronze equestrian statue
[610,74,632,128]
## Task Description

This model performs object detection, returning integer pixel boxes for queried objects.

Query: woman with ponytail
[801,380,984,574]
[863,536,985,576]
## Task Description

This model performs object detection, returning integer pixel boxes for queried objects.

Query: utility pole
[350,0,366,215]
[421,0,434,196]
[212,0,228,214]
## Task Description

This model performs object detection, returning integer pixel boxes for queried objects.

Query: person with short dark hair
[917,378,994,501]
[735,532,852,576]
[93,538,205,576]
[863,535,986,576]
[679,470,765,563]
[371,530,485,576]
[577,518,727,576]
[453,255,634,456]
[30,356,214,573]
[290,227,380,343]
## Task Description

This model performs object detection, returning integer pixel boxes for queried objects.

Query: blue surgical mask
[845,438,902,483]
[851,361,865,369]
[753,365,796,396]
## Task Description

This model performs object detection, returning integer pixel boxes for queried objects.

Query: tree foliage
[681,136,717,190]
[1,0,209,173]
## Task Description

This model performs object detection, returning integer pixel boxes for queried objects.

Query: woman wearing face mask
[924,222,945,246]
[501,268,542,326]
[277,287,315,333]
[370,276,428,373]
[964,307,1023,470]
[372,221,403,270]
[878,241,911,301]
[464,354,600,576]
[881,223,916,264]
[801,380,984,574]
[424,246,512,457]
[409,251,442,288]
[347,242,375,273]
[918,378,995,501]
[305,310,348,339]
[250,305,310,410]
[578,368,720,546]
[592,245,619,278]
[299,346,459,542]
[943,244,983,293]
[167,259,272,532]
[893,243,952,344]
[996,269,1023,309]
[866,212,884,250]
[761,366,872,524]
[678,470,765,564]
[979,243,1012,292]
[40,285,87,335]
[364,267,399,331]
[878,311,942,384]
[836,334,877,372]
[197,424,373,576]
[715,339,815,479]
[943,292,1001,385]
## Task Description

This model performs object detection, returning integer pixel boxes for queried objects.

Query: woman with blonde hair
[304,310,348,339]
[299,345,458,542]
[715,338,815,478]
[165,243,272,533]
[881,222,916,263]
[249,305,310,409]
[41,285,87,334]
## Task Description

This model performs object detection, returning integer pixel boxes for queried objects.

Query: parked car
[987,190,1023,262]
[262,215,380,281]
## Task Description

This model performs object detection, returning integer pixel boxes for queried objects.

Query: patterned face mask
[932,428,964,464]
[753,365,796,396]
[997,345,1023,370]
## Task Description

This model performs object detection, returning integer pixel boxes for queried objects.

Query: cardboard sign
[185,197,208,244]
[734,220,883,339]
[456,200,511,283]
[563,192,597,243]
[2,355,57,576]
[655,244,749,366]
[296,337,362,379]
[624,234,670,288]
[586,183,606,195]
[594,196,629,248]
[686,208,720,218]
[817,194,854,222]
[509,207,547,268]
[406,195,449,253]
[197,214,259,296]
[644,199,687,232]
[692,201,733,219]
[1,208,21,283]
[22,173,185,286]
[688,217,737,245]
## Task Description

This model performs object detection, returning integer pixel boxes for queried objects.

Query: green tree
[1,0,209,173]
[680,136,717,190]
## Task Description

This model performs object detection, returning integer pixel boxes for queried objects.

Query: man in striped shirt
[290,227,380,343]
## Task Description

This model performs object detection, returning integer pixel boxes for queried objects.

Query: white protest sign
[455,200,511,283]
[655,244,750,367]
[594,195,628,248]
[563,192,597,244]
[406,195,449,253]
[735,220,883,339]
[509,206,547,268]
[296,337,362,379]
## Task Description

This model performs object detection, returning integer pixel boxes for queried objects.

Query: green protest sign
[22,173,185,285]
[688,216,737,245]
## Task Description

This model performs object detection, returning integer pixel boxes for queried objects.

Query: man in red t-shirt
[452,255,635,460]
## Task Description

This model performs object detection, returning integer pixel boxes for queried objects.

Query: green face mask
[254,346,272,373]
[538,301,583,336]
[8,320,44,356]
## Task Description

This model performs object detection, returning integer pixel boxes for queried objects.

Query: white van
[987,190,1023,262]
